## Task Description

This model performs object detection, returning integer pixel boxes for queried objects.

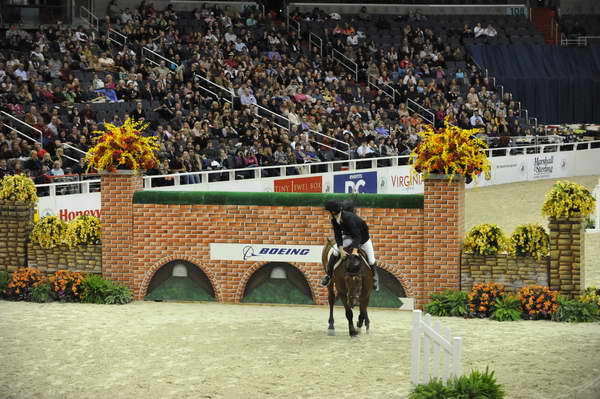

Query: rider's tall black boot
[371,263,380,291]
[320,254,340,287]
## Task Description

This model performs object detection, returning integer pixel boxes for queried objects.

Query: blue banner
[333,172,378,193]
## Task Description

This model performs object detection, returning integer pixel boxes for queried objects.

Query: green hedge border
[133,191,424,209]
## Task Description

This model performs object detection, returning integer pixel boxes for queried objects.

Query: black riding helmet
[324,199,342,214]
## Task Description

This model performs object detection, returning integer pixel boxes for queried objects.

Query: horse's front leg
[327,285,335,336]
[358,301,370,334]
[345,305,357,337]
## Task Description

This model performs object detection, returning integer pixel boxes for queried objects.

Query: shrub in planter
[509,223,549,261]
[31,283,53,303]
[552,295,600,323]
[64,215,101,247]
[468,282,505,318]
[518,285,559,320]
[30,216,68,249]
[542,180,595,219]
[463,224,509,256]
[49,270,85,302]
[5,267,46,301]
[0,174,38,204]
[424,290,468,317]
[491,295,522,322]
[409,367,505,399]
[81,274,133,305]
[580,286,600,308]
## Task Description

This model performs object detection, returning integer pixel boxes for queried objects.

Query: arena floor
[1,177,599,399]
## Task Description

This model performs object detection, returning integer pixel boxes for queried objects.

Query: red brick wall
[101,173,464,308]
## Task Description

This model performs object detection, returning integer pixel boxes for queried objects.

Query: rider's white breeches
[332,238,376,266]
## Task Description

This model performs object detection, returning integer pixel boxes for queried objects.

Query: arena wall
[100,172,465,307]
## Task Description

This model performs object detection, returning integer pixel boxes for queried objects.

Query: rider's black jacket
[331,211,370,250]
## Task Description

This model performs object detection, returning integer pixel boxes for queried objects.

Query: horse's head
[344,255,363,308]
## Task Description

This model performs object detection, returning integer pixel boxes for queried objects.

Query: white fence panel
[411,310,462,385]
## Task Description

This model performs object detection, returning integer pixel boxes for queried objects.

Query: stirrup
[321,275,332,287]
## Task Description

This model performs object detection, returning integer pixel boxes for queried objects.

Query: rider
[321,199,380,291]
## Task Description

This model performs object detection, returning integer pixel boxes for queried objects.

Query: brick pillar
[0,201,34,273]
[100,171,142,290]
[548,216,584,298]
[421,175,465,308]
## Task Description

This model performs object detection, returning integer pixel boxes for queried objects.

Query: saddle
[333,248,370,274]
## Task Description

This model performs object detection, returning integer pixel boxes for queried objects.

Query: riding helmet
[324,199,342,214]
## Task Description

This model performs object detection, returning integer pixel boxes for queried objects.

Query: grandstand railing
[252,103,291,131]
[80,6,99,32]
[560,34,600,47]
[331,49,358,82]
[309,32,323,57]
[36,174,101,197]
[289,19,301,37]
[194,73,235,105]
[1,111,43,145]
[142,47,179,70]
[108,29,127,47]
[169,0,264,16]
[35,140,600,197]
[407,98,435,126]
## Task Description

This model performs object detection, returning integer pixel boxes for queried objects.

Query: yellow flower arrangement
[509,224,549,261]
[85,117,159,172]
[464,223,509,255]
[0,174,38,205]
[64,215,101,247]
[542,180,595,219]
[580,287,600,307]
[410,118,491,182]
[30,216,68,249]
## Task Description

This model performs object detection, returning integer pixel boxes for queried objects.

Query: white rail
[411,310,462,385]
[142,47,179,70]
[331,49,358,82]
[80,6,99,32]
[309,32,323,57]
[1,111,43,145]
[407,98,435,126]
[108,29,127,47]
[194,73,235,105]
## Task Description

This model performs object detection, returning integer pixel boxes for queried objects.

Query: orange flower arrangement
[518,285,559,320]
[5,267,46,301]
[49,270,85,302]
[85,117,159,172]
[468,282,505,318]
[410,118,491,182]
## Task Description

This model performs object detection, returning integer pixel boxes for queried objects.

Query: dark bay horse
[321,239,374,337]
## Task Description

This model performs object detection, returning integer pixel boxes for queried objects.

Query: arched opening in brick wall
[241,262,314,305]
[369,269,407,308]
[145,260,215,302]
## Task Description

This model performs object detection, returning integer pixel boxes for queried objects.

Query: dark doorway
[145,260,215,302]
[242,262,314,305]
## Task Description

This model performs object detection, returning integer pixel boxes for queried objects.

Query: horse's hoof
[327,329,336,336]
[350,334,359,339]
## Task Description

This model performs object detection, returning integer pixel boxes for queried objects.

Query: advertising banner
[274,176,323,193]
[381,166,424,194]
[528,153,569,180]
[333,171,378,193]
[209,243,324,263]
[37,192,101,221]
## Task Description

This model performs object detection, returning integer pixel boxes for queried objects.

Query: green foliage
[409,368,505,399]
[552,295,600,323]
[584,216,595,229]
[491,295,522,322]
[31,283,53,303]
[408,378,451,399]
[81,274,133,305]
[242,279,313,305]
[145,276,215,302]
[451,368,506,399]
[424,290,468,317]
[0,270,9,296]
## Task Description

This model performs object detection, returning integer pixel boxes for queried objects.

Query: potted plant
[85,117,159,173]
[542,180,595,220]
[410,118,491,183]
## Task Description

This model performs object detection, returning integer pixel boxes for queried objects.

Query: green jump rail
[133,191,424,209]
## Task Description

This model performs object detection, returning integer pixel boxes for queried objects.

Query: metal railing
[80,6,99,32]
[252,103,291,131]
[331,48,358,82]
[194,73,235,105]
[108,29,127,47]
[367,74,395,101]
[1,111,43,145]
[560,34,600,46]
[288,19,301,37]
[170,0,264,16]
[407,98,435,126]
[142,47,179,70]
[309,32,323,57]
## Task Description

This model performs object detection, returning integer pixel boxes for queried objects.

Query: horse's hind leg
[327,286,335,336]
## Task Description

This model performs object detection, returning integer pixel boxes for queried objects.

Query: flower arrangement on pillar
[410,118,491,183]
[85,118,159,173]
[542,180,595,220]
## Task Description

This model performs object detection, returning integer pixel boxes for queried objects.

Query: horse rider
[321,199,380,291]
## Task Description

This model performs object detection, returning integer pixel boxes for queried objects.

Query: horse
[321,238,374,337]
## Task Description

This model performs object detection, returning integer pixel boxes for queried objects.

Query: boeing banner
[333,171,378,193]
[209,243,324,263]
